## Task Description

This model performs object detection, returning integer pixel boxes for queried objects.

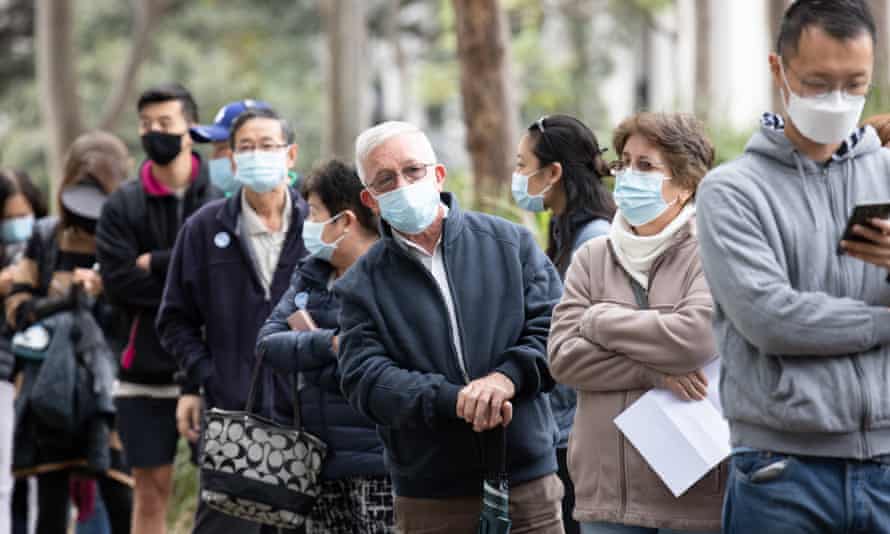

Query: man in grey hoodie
[697,1,890,532]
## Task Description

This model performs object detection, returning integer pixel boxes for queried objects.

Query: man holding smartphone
[696,1,890,532]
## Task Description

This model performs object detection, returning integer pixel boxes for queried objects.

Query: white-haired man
[335,121,565,533]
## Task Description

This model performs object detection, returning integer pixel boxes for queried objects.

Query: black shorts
[115,396,179,468]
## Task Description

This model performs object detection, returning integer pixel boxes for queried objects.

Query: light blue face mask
[374,177,441,234]
[302,212,346,262]
[209,157,238,196]
[1,215,34,244]
[511,170,552,213]
[234,150,287,193]
[613,169,672,226]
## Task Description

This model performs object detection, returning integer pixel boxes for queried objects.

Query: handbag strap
[244,350,303,428]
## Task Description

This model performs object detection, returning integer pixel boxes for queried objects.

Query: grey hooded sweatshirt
[697,122,890,460]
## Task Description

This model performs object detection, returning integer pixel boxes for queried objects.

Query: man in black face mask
[96,83,220,534]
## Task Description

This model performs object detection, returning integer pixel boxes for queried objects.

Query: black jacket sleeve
[96,193,166,310]
[155,221,211,394]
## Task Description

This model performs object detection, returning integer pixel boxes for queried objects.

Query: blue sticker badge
[293,291,309,310]
[214,232,231,249]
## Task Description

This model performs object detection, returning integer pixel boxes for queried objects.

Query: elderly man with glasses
[335,121,566,533]
[157,106,309,533]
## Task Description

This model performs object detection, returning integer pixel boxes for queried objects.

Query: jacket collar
[380,192,463,250]
[139,152,210,197]
[216,185,307,237]
[297,256,335,286]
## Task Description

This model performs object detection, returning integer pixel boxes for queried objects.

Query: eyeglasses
[608,159,668,175]
[366,163,435,195]
[234,143,289,154]
[780,60,871,100]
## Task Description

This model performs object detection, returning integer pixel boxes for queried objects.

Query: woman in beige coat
[548,112,724,534]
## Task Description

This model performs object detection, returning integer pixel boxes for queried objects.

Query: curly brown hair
[863,113,890,146]
[612,112,715,196]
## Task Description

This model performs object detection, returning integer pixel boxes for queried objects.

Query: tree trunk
[694,0,711,121]
[768,0,788,113]
[322,0,368,161]
[452,0,518,209]
[868,0,889,102]
[36,0,83,201]
[98,0,169,131]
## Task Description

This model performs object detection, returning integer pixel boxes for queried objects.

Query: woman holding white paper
[548,112,724,534]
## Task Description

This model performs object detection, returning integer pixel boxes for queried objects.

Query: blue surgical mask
[234,150,287,193]
[302,212,346,261]
[511,170,552,213]
[1,215,34,244]
[613,169,672,226]
[209,157,238,196]
[375,177,440,234]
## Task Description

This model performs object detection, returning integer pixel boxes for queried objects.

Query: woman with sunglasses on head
[512,113,615,534]
[548,112,724,534]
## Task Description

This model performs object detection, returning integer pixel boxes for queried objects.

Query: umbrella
[478,426,511,534]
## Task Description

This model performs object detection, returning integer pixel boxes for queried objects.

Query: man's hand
[660,370,708,401]
[136,253,152,273]
[72,268,103,297]
[331,335,339,353]
[456,372,516,432]
[176,394,202,443]
[840,218,890,270]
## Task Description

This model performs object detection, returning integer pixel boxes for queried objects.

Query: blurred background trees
[2,0,890,223]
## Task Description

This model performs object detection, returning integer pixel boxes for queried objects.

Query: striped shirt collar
[761,112,865,161]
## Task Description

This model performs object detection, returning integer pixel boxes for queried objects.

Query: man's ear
[360,189,379,214]
[768,53,786,103]
[286,144,300,168]
[433,164,447,192]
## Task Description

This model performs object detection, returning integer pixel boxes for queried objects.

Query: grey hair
[354,121,437,184]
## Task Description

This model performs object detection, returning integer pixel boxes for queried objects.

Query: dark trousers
[394,473,565,534]
[557,446,580,534]
[22,470,131,534]
[724,450,890,533]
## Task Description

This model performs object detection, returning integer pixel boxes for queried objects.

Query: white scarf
[608,204,696,287]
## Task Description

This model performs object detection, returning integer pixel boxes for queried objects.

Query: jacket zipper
[823,164,870,456]
[853,357,871,457]
[389,237,470,385]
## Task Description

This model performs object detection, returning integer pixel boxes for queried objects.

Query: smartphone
[287,309,318,331]
[838,202,890,253]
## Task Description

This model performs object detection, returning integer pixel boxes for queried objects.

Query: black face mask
[141,131,184,165]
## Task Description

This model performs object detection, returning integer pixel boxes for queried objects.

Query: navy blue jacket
[157,187,308,421]
[255,257,386,481]
[335,194,562,498]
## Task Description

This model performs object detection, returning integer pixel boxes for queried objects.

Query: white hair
[354,121,437,184]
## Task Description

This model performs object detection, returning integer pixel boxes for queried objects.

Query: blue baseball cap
[190,99,271,143]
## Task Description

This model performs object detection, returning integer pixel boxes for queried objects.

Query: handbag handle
[244,349,303,429]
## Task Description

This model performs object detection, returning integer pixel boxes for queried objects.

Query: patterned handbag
[199,354,327,529]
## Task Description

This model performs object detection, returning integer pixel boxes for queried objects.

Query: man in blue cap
[191,99,271,197]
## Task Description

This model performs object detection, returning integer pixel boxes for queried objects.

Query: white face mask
[780,63,866,145]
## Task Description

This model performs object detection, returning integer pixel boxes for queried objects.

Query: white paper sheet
[613,359,730,497]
